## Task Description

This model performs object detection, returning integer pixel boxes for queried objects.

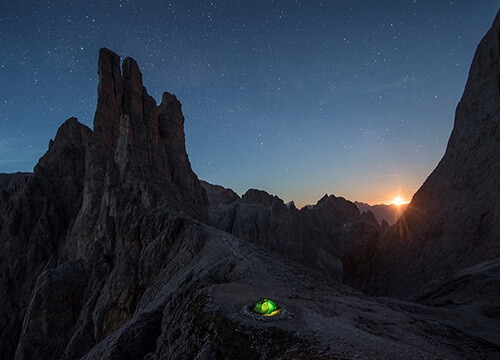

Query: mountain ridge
[354,201,407,226]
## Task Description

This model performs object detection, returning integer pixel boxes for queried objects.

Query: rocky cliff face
[0,48,207,359]
[205,184,380,281]
[0,118,92,358]
[343,11,500,299]
[72,49,207,250]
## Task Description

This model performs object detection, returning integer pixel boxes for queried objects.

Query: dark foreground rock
[343,11,500,300]
[76,215,500,360]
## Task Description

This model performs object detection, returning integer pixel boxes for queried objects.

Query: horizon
[1,1,498,206]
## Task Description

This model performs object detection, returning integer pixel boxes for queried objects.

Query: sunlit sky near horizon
[1,1,498,206]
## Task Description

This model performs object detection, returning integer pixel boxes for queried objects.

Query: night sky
[1,1,498,206]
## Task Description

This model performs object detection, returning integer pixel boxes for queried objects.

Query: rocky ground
[78,214,500,359]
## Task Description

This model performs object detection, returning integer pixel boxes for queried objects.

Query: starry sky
[1,1,498,206]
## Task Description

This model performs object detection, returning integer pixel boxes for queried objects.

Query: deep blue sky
[1,1,498,205]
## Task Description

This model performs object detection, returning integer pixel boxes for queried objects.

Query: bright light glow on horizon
[391,196,408,206]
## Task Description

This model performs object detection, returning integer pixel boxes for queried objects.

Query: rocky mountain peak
[0,48,210,358]
[93,47,123,153]
[241,188,283,207]
[34,117,92,178]
[61,48,207,263]
[314,194,375,226]
[82,48,207,218]
[200,180,240,205]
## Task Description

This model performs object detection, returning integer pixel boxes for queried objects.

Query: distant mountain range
[354,201,408,226]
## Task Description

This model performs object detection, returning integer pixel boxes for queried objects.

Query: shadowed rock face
[80,48,207,227]
[67,48,208,262]
[200,180,240,205]
[0,48,208,359]
[0,118,91,358]
[205,185,380,281]
[343,11,500,299]
[34,117,92,179]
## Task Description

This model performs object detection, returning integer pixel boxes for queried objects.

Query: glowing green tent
[253,298,282,316]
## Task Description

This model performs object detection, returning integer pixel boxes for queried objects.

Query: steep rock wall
[343,11,500,299]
